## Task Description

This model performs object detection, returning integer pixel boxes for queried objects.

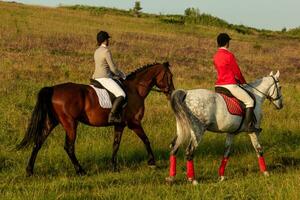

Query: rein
[136,69,173,95]
[137,82,170,94]
[241,76,281,102]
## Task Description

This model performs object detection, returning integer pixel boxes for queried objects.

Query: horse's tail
[16,87,55,150]
[170,89,193,149]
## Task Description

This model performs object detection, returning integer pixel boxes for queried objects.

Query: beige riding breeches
[217,84,254,107]
[95,78,126,98]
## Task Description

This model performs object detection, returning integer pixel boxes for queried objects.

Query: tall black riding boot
[244,107,262,133]
[108,96,125,124]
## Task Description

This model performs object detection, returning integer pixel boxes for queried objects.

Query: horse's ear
[163,61,170,68]
[275,70,280,78]
[269,71,274,76]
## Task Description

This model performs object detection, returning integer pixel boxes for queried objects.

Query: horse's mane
[249,78,263,86]
[126,62,159,80]
[244,76,269,91]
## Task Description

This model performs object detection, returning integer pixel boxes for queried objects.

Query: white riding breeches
[217,84,254,108]
[95,78,126,98]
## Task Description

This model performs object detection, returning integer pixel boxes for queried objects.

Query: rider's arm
[105,49,118,74]
[231,54,246,84]
[105,49,126,79]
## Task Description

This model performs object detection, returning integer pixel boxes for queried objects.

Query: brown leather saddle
[215,86,256,112]
[215,86,257,133]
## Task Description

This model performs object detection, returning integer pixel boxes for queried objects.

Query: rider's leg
[219,84,260,132]
[109,96,125,123]
[95,78,126,123]
[244,107,262,132]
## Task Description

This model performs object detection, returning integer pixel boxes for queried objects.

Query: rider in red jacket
[214,33,260,132]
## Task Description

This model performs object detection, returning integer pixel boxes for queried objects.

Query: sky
[6,0,300,31]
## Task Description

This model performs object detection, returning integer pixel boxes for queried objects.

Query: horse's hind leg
[61,118,85,175]
[185,139,198,185]
[26,118,57,176]
[166,120,183,183]
[165,137,180,183]
[248,132,269,176]
[218,133,234,181]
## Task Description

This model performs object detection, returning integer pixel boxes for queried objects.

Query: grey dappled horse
[166,71,283,185]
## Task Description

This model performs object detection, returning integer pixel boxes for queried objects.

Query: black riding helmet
[217,33,231,47]
[97,31,110,45]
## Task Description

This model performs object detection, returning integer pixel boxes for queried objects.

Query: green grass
[0,2,300,199]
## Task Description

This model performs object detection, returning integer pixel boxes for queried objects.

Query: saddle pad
[220,94,244,116]
[90,85,112,109]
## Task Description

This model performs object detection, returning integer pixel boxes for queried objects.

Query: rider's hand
[120,71,126,80]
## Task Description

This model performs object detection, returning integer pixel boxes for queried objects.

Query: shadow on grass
[83,129,300,170]
[189,129,300,157]
[20,129,300,177]
[268,156,300,172]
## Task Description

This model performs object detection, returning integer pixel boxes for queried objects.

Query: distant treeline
[60,4,151,17]
[287,27,300,36]
[61,5,300,37]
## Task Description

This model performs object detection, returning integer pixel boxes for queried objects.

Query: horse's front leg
[128,123,155,167]
[111,125,125,171]
[248,132,269,176]
[218,133,234,181]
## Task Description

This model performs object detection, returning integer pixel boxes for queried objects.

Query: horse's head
[125,62,175,99]
[153,62,175,98]
[266,70,283,109]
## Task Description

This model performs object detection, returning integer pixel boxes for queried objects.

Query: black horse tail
[170,89,193,149]
[16,87,55,150]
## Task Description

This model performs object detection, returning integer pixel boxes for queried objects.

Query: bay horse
[166,71,283,185]
[17,62,174,176]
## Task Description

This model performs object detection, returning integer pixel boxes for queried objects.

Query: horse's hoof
[147,159,156,169]
[188,178,198,185]
[192,180,198,185]
[112,166,120,172]
[26,171,33,177]
[165,176,175,184]
[26,167,33,177]
[263,171,269,177]
[148,164,157,169]
[77,170,87,176]
[219,176,225,182]
[113,168,120,172]
[147,159,156,166]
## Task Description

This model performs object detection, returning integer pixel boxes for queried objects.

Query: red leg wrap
[169,155,176,177]
[258,156,267,172]
[218,157,229,176]
[187,160,195,179]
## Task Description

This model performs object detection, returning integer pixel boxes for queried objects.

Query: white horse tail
[171,89,193,149]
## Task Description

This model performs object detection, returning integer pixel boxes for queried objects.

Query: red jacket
[213,48,246,85]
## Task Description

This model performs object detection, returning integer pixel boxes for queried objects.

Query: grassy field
[0,2,300,199]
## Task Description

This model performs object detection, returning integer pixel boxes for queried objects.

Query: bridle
[137,69,173,96]
[242,76,282,103]
[154,70,173,95]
